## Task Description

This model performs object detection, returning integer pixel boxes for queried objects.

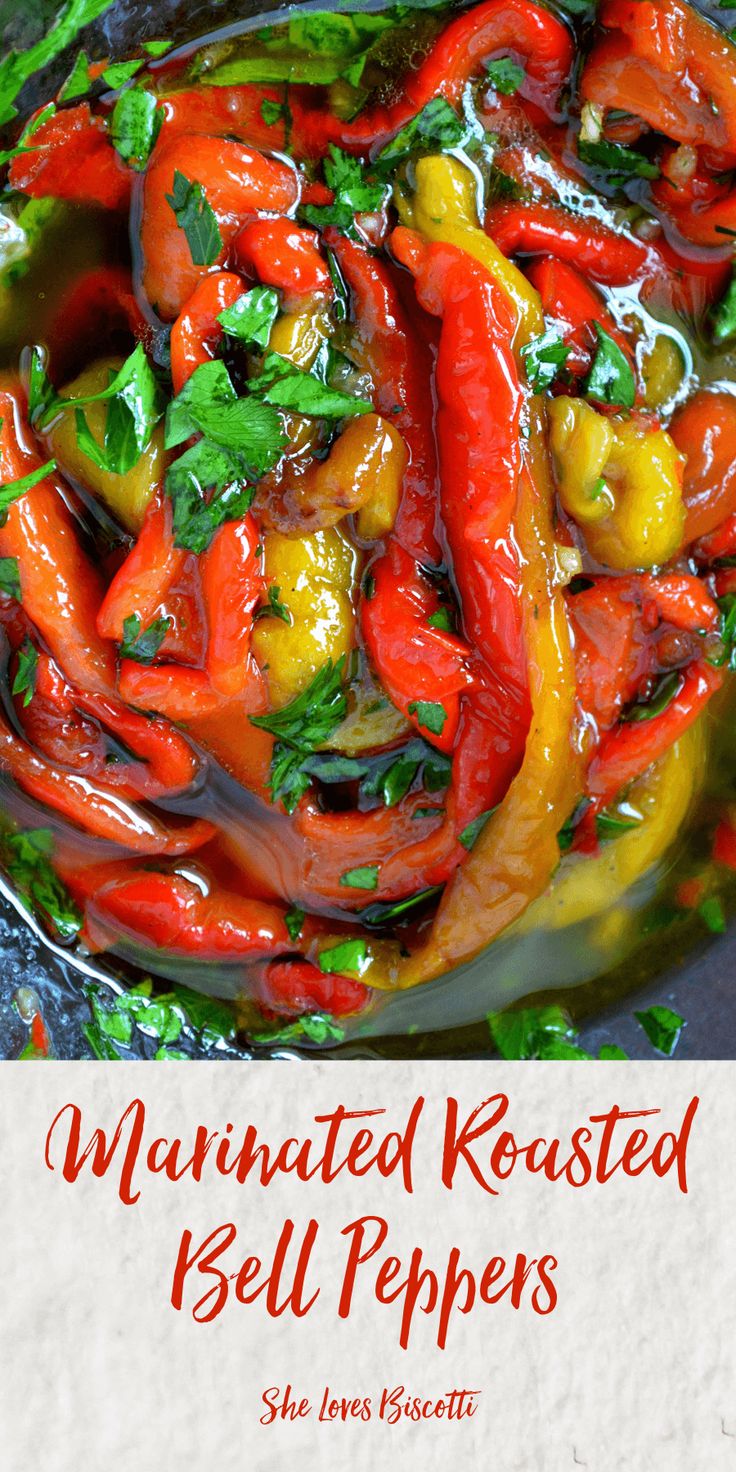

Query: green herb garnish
[340,864,379,890]
[484,56,525,94]
[0,556,20,600]
[1,827,82,940]
[301,144,386,236]
[374,96,468,170]
[634,1003,684,1056]
[407,698,447,736]
[251,657,349,811]
[521,328,570,392]
[165,170,223,266]
[284,906,305,942]
[621,670,683,723]
[0,456,57,524]
[458,807,496,850]
[577,137,659,186]
[119,613,172,664]
[248,350,372,418]
[59,50,93,101]
[0,0,116,129]
[111,87,162,170]
[584,322,636,408]
[101,58,144,89]
[217,286,280,349]
[318,937,368,975]
[698,895,727,933]
[12,638,37,706]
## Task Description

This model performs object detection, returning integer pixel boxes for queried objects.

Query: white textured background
[0,1063,734,1471]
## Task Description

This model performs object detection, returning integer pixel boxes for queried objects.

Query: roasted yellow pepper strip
[550,396,686,568]
[252,528,358,709]
[47,356,167,532]
[520,721,704,932]
[396,154,544,346]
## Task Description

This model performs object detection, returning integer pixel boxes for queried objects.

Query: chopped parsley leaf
[0,556,20,600]
[165,170,223,266]
[258,585,291,624]
[12,639,37,706]
[713,266,736,344]
[374,96,468,171]
[111,87,162,170]
[621,670,683,723]
[340,864,379,890]
[249,351,372,418]
[584,322,636,409]
[101,58,144,89]
[0,0,116,129]
[318,937,368,976]
[0,455,57,525]
[577,137,659,185]
[521,328,570,392]
[634,1003,684,1057]
[459,807,496,850]
[119,613,172,664]
[301,144,386,237]
[484,56,525,94]
[427,606,454,631]
[1,826,82,940]
[284,906,305,942]
[698,895,726,933]
[217,286,279,349]
[59,50,93,102]
[407,698,447,736]
[251,657,349,811]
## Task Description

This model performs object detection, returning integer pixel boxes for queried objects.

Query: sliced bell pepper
[8,103,131,210]
[140,134,298,319]
[234,218,333,299]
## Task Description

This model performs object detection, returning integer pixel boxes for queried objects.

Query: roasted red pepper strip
[327,231,441,562]
[261,960,369,1018]
[201,514,265,699]
[582,0,736,160]
[0,386,116,696]
[157,85,289,154]
[585,659,723,815]
[568,582,641,733]
[170,271,244,394]
[119,663,228,719]
[670,391,736,547]
[651,146,736,248]
[291,0,574,154]
[392,227,528,704]
[140,134,298,319]
[485,201,658,285]
[635,574,720,634]
[525,257,636,386]
[88,871,299,959]
[0,704,213,854]
[234,218,332,299]
[361,540,473,752]
[97,487,187,643]
[17,653,199,800]
[8,103,131,210]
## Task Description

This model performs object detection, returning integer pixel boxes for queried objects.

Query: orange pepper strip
[170,271,244,394]
[0,386,117,696]
[140,135,298,319]
[97,488,187,643]
[201,515,265,699]
[0,705,213,855]
[670,391,736,547]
